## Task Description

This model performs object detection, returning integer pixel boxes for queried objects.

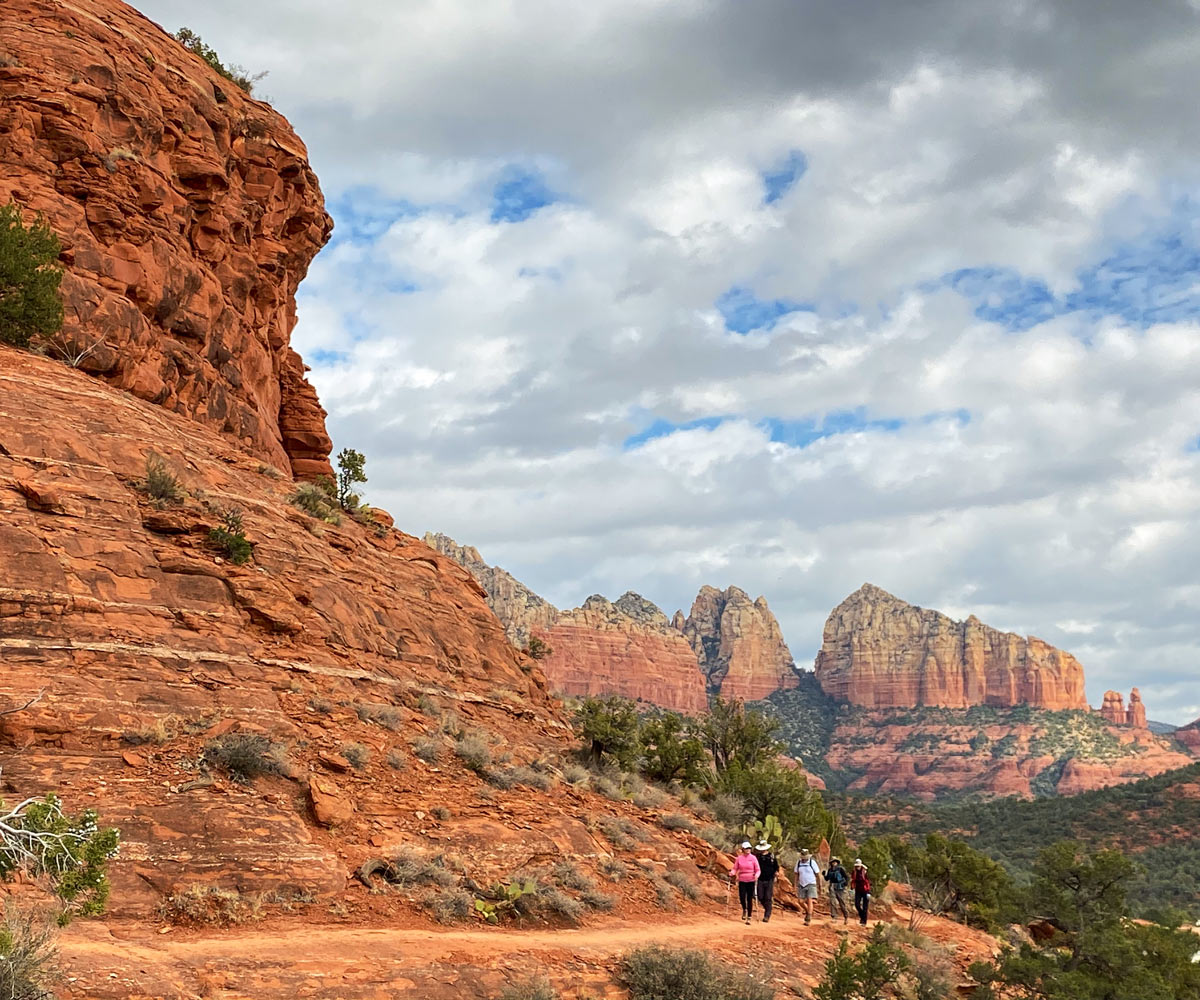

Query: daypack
[825,866,849,888]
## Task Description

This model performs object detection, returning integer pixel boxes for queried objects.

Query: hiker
[851,858,871,925]
[793,847,822,925]
[754,841,779,923]
[728,841,760,924]
[824,855,850,923]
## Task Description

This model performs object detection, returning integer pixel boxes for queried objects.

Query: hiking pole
[725,877,733,919]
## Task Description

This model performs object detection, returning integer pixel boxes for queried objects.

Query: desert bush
[172,28,264,93]
[709,792,746,827]
[659,812,695,833]
[563,764,591,787]
[208,506,252,564]
[0,202,63,350]
[141,453,183,504]
[593,775,624,801]
[812,926,911,1000]
[288,481,341,524]
[308,696,334,714]
[698,825,733,850]
[573,695,641,769]
[487,767,517,789]
[386,749,408,771]
[509,765,553,790]
[551,860,594,891]
[580,887,615,910]
[523,635,552,660]
[204,733,288,782]
[413,738,441,763]
[390,849,457,888]
[650,875,677,910]
[631,785,668,810]
[335,448,367,510]
[664,869,701,903]
[598,816,634,850]
[0,906,57,1000]
[160,884,261,926]
[539,886,585,922]
[355,702,402,730]
[432,806,451,821]
[440,711,464,738]
[498,977,558,1000]
[618,946,775,1000]
[416,694,440,716]
[454,734,493,775]
[122,715,178,746]
[341,742,370,770]
[423,887,472,924]
[599,857,628,882]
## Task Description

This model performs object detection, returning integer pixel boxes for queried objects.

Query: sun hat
[755,841,771,851]
[740,840,752,849]
[854,858,863,866]
[800,847,811,856]
[831,857,841,863]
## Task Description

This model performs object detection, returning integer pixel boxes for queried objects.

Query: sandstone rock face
[423,532,558,648]
[540,595,709,714]
[0,346,554,914]
[0,0,333,479]
[1100,690,1126,725]
[680,585,797,701]
[1177,719,1200,752]
[1126,688,1147,729]
[815,583,1089,710]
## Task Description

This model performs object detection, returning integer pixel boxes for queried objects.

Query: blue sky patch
[716,285,813,334]
[491,167,557,223]
[623,416,729,450]
[942,199,1200,331]
[326,189,429,245]
[762,150,808,204]
[760,408,905,447]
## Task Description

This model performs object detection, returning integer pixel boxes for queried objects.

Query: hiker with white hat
[728,841,760,924]
[793,847,822,926]
[753,841,780,923]
[851,858,871,925]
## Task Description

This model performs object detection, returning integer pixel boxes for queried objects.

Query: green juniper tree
[335,448,367,510]
[0,203,63,349]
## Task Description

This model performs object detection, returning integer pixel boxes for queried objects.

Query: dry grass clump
[355,702,403,729]
[390,849,459,888]
[664,869,702,902]
[160,885,262,926]
[659,812,695,833]
[204,733,289,782]
[563,763,591,787]
[308,695,335,714]
[551,859,594,891]
[497,978,559,1000]
[599,857,628,882]
[423,887,473,924]
[341,742,370,769]
[386,749,408,770]
[122,714,180,745]
[454,733,493,774]
[413,737,442,763]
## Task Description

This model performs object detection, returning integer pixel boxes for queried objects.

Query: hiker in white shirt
[793,847,822,926]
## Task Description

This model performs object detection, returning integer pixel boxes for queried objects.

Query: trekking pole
[725,876,733,918]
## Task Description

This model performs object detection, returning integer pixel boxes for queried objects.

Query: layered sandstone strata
[1126,688,1147,729]
[540,595,709,714]
[0,346,553,913]
[1100,690,1126,725]
[815,583,1089,710]
[1177,718,1200,752]
[423,533,557,648]
[0,0,333,478]
[679,585,797,700]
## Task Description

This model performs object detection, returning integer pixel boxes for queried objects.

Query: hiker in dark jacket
[851,858,871,925]
[824,856,850,922]
[754,841,780,923]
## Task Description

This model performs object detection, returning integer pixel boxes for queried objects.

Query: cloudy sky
[138,0,1200,723]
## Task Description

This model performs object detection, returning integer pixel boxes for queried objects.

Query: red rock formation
[0,345,553,913]
[815,583,1089,710]
[1100,690,1126,725]
[679,585,797,701]
[0,0,333,479]
[423,532,558,648]
[540,595,709,714]
[1177,718,1200,752]
[1126,688,1147,729]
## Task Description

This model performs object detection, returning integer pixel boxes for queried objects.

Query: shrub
[208,507,252,564]
[387,850,457,888]
[631,785,668,810]
[308,696,334,714]
[599,857,628,882]
[172,28,264,94]
[618,946,775,1000]
[509,765,553,791]
[416,695,440,716]
[423,887,472,924]
[539,886,584,922]
[573,696,641,769]
[454,734,493,775]
[812,927,910,1000]
[355,703,402,730]
[551,860,593,891]
[0,906,57,1000]
[122,715,178,746]
[204,733,288,782]
[141,453,183,504]
[660,813,695,833]
[413,738,441,763]
[524,636,552,660]
[335,448,367,510]
[386,749,408,771]
[650,875,677,910]
[664,869,701,903]
[160,885,261,926]
[580,887,615,910]
[709,792,746,827]
[486,767,516,790]
[432,806,451,821]
[563,764,591,787]
[498,978,558,1000]
[593,775,624,801]
[0,202,63,350]
[340,743,369,770]
[288,481,341,524]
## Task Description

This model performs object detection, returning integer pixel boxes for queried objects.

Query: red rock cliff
[679,585,797,701]
[815,583,1089,710]
[0,0,333,479]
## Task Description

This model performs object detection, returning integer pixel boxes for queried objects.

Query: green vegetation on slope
[842,762,1200,919]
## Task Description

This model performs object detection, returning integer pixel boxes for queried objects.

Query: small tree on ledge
[335,448,367,510]
[0,202,64,350]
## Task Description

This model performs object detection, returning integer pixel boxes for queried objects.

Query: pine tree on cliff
[0,202,63,349]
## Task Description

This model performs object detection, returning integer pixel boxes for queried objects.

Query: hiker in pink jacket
[728,841,760,924]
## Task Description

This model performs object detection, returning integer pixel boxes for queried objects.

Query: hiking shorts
[798,883,818,899]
